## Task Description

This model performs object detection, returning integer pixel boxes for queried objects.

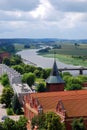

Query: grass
[40,44,87,67]
[14,43,24,51]
[36,78,45,83]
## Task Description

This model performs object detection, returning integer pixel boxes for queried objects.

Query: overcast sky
[0,0,87,39]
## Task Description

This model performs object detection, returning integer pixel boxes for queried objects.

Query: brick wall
[47,83,64,92]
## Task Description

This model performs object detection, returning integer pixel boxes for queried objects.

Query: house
[0,52,10,63]
[46,60,65,92]
[24,90,87,130]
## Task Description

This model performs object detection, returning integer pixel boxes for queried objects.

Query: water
[17,49,87,76]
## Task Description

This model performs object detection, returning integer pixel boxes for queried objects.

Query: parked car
[1,115,9,121]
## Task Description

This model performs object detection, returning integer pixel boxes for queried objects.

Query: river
[17,49,87,76]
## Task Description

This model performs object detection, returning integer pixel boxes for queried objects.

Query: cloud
[0,10,35,21]
[0,0,40,11]
[0,0,87,39]
[50,0,87,12]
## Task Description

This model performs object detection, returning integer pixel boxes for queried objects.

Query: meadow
[41,43,87,67]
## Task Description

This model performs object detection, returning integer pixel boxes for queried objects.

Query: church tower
[46,60,65,92]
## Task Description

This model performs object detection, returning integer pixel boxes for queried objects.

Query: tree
[23,64,36,73]
[67,84,82,90]
[42,68,51,79]
[65,77,82,90]
[44,112,63,130]
[12,94,22,114]
[0,116,28,130]
[34,69,42,78]
[72,118,86,130]
[0,87,14,107]
[3,118,16,130]
[3,57,10,66]
[62,72,72,77]
[78,75,87,83]
[37,82,46,92]
[31,113,45,130]
[0,122,4,130]
[12,65,24,74]
[1,74,10,87]
[9,55,23,66]
[74,43,79,49]
[22,72,36,87]
[31,112,64,130]
[16,116,28,130]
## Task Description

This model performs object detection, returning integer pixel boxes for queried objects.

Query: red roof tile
[29,90,87,117]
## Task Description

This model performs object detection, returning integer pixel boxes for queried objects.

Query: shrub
[7,108,14,115]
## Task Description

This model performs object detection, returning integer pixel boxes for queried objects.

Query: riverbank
[17,49,87,76]
[37,43,87,67]
[17,49,78,68]
[40,53,87,67]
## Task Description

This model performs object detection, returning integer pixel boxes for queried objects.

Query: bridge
[22,58,87,75]
[58,67,87,75]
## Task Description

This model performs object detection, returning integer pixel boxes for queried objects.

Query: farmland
[39,43,87,67]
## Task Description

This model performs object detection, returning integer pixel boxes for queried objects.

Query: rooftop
[13,83,33,95]
[46,60,65,84]
[30,90,87,115]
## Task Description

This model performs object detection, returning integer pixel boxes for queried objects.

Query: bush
[66,83,82,90]
[1,74,10,87]
[36,82,46,92]
[22,72,36,87]
[7,108,14,115]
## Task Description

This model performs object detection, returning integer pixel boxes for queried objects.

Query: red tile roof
[62,98,87,117]
[30,90,87,117]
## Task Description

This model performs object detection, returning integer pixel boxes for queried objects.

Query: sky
[0,0,87,39]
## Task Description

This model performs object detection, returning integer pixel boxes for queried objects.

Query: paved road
[0,83,7,122]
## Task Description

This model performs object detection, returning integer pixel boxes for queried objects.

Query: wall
[47,83,64,92]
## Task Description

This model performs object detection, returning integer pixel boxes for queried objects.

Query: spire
[51,60,59,76]
[51,50,59,76]
[46,59,65,84]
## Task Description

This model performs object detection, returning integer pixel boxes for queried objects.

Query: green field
[14,43,25,51]
[40,44,87,67]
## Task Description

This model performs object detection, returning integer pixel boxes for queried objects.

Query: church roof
[46,60,65,84]
[30,90,87,117]
[62,98,87,117]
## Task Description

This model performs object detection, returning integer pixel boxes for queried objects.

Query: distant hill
[0,38,87,45]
